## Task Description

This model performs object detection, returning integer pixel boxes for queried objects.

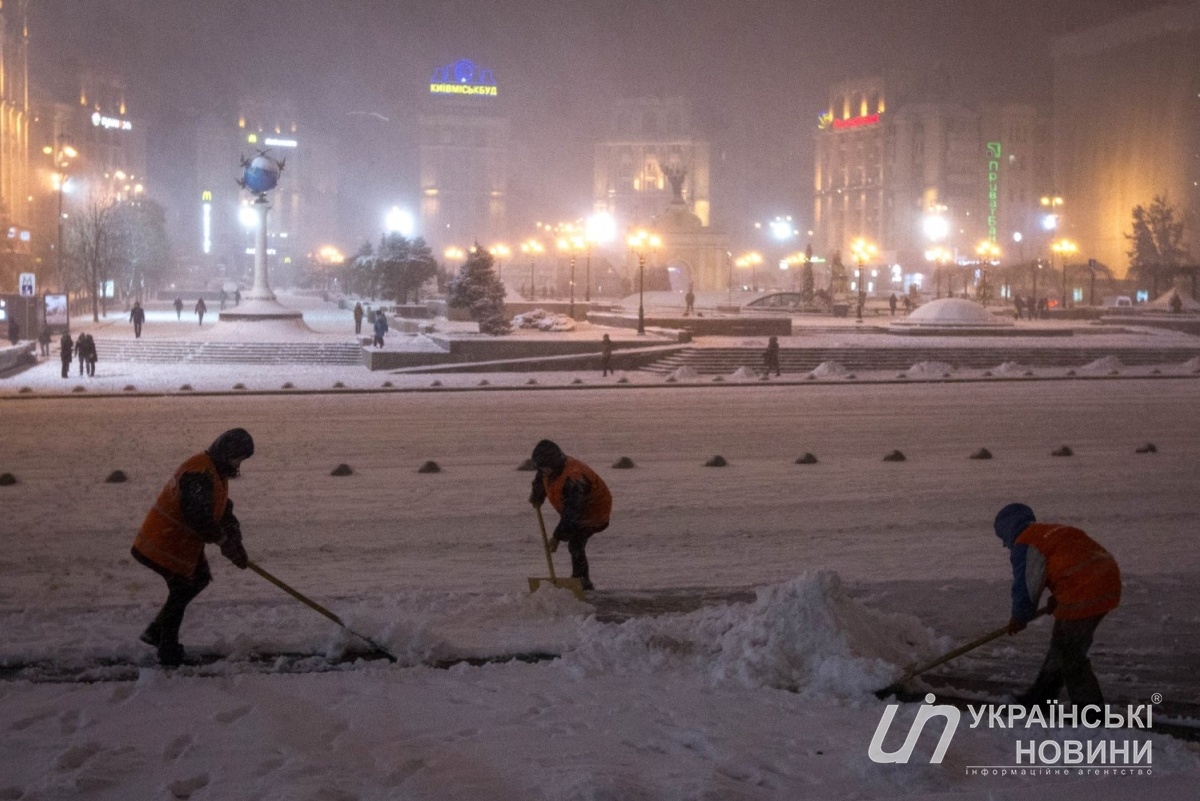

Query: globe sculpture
[240,154,282,196]
[221,150,303,322]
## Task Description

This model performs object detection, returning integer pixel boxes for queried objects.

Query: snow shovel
[247,560,398,663]
[527,505,585,600]
[874,606,1050,699]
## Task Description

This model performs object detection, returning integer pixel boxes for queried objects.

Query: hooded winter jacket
[133,452,230,578]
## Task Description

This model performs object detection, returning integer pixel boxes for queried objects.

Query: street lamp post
[975,240,1001,304]
[489,243,510,283]
[584,212,616,304]
[520,239,543,299]
[557,235,585,319]
[48,136,78,293]
[1052,239,1078,310]
[850,238,877,323]
[628,229,661,335]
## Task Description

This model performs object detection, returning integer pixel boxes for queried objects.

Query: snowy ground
[1,298,1198,799]
[2,367,1199,798]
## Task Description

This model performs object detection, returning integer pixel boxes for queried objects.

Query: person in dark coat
[195,298,207,326]
[130,301,146,338]
[888,293,898,316]
[77,332,88,376]
[219,289,227,310]
[234,289,241,306]
[353,302,364,335]
[132,428,254,666]
[601,334,614,376]
[993,503,1122,710]
[59,333,74,378]
[7,319,18,346]
[372,309,388,347]
[173,297,184,320]
[83,334,97,377]
[37,326,52,357]
[685,287,695,316]
[762,335,781,378]
[528,440,611,591]
[1014,295,1025,320]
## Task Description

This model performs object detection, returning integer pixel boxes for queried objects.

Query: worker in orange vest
[528,439,611,591]
[994,503,1122,709]
[131,428,254,666]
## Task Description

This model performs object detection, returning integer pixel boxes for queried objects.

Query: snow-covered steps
[89,338,363,366]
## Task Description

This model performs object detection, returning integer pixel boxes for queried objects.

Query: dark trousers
[1021,615,1106,708]
[355,319,363,334]
[132,547,212,647]
[86,359,96,377]
[60,358,70,378]
[559,523,606,586]
[134,322,142,338]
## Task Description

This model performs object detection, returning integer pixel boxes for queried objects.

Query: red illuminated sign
[832,113,881,131]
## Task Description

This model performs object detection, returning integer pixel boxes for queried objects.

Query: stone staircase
[641,346,1200,375]
[91,338,364,366]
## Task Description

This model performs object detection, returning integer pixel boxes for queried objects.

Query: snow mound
[810,361,848,378]
[1182,356,1200,371]
[730,366,759,381]
[905,361,954,378]
[1080,355,1123,373]
[512,309,576,332]
[394,334,447,353]
[992,361,1029,376]
[565,572,942,698]
[669,366,700,381]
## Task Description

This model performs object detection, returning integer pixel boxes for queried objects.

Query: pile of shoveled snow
[992,361,1030,376]
[512,309,576,332]
[905,361,954,378]
[1080,355,1123,373]
[1182,356,1200,372]
[393,333,447,353]
[810,361,848,378]
[669,365,701,381]
[730,366,760,381]
[563,571,944,699]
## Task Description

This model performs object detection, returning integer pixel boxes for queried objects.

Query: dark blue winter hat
[994,503,1035,546]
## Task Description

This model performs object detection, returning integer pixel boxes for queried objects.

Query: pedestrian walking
[992,503,1121,710]
[131,428,254,667]
[37,326,52,357]
[59,333,74,378]
[129,301,146,338]
[353,302,364,335]
[1014,295,1025,320]
[7,319,18,346]
[685,287,695,316]
[173,297,184,320]
[84,334,98,377]
[888,293,898,316]
[219,289,227,310]
[762,335,781,378]
[195,298,207,326]
[903,294,913,313]
[234,289,241,306]
[601,334,614,376]
[528,440,611,591]
[372,309,388,347]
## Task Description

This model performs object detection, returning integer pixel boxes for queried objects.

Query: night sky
[29,0,1173,248]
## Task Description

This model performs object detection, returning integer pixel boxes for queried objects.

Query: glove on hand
[220,533,248,569]
[546,537,559,554]
[1006,617,1026,635]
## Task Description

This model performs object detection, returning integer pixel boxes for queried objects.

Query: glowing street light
[1052,238,1078,308]
[850,237,877,322]
[520,239,544,299]
[627,229,662,335]
[925,245,953,299]
[735,251,763,292]
[385,206,415,237]
[444,246,466,262]
[49,136,77,292]
[584,211,616,302]
[557,235,587,318]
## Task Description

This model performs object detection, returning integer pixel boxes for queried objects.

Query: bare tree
[67,194,126,322]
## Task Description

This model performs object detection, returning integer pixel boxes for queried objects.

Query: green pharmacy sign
[986,142,1001,243]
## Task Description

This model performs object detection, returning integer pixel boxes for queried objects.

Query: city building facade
[1052,5,1200,276]
[417,59,508,254]
[593,97,711,231]
[0,0,30,290]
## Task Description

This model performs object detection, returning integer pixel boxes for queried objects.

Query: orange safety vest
[543,456,612,530]
[133,453,228,578]
[1016,523,1121,620]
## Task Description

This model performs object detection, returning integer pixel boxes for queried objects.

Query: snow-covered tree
[376,234,437,304]
[447,245,511,335]
[1126,195,1189,296]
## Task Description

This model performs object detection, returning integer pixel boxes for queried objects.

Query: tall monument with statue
[220,151,303,321]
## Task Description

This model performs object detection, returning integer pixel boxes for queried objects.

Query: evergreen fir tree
[447,245,511,335]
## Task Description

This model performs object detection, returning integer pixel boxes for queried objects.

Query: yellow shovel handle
[535,505,557,580]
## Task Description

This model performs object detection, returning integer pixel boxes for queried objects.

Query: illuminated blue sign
[430,59,497,97]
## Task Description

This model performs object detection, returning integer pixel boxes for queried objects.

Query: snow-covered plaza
[2,314,1199,799]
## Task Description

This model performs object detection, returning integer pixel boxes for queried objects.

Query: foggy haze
[29,0,1172,248]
